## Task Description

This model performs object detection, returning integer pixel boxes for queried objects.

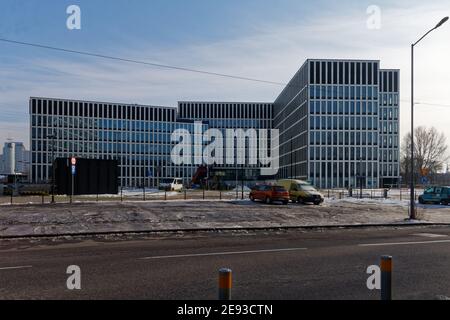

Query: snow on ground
[81,188,181,198]
[0,196,449,237]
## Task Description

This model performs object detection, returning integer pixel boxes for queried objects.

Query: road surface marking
[359,239,450,247]
[0,265,32,271]
[139,247,307,260]
[412,233,448,238]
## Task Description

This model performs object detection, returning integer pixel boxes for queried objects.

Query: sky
[1,0,450,150]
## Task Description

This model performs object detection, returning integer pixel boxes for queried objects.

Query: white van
[159,178,184,191]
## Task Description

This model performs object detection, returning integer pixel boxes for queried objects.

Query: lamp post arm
[413,27,436,47]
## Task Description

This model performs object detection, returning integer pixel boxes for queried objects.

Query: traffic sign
[71,157,77,166]
[71,165,76,175]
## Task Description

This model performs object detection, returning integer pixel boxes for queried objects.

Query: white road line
[0,265,32,271]
[359,239,450,247]
[139,247,307,260]
[412,233,448,238]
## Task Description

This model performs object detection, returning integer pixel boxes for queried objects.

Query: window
[362,63,367,85]
[310,61,315,84]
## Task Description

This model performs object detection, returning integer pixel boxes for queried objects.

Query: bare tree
[401,126,449,183]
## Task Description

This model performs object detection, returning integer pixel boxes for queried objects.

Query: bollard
[165,190,167,201]
[219,268,232,300]
[184,189,187,200]
[203,187,205,200]
[380,255,392,300]
[220,190,222,200]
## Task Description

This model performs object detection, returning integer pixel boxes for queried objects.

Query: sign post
[70,157,76,204]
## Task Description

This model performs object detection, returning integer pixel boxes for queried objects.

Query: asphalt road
[1,226,450,300]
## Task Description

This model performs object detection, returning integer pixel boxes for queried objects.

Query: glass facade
[29,59,400,190]
[274,59,400,189]
[178,102,273,180]
[29,98,207,187]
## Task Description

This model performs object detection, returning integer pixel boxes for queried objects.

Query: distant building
[0,142,30,175]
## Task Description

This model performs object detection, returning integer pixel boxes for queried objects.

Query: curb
[1,222,450,240]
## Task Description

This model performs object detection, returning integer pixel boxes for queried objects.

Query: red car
[249,185,290,205]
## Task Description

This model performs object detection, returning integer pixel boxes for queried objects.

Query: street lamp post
[410,17,448,220]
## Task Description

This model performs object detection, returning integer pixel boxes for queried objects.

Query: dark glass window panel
[383,72,388,92]
[356,63,361,85]
[394,72,399,92]
[327,62,332,84]
[368,63,373,85]
[310,61,315,84]
[362,63,367,85]
[350,63,355,84]
[345,62,349,84]
[321,62,326,84]
[374,63,379,85]
[339,62,344,84]
[333,62,338,84]
[389,72,393,92]
[113,105,117,119]
[316,61,321,84]
[32,99,37,114]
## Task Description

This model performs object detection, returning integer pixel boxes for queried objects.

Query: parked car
[277,179,324,205]
[159,178,184,192]
[418,186,450,205]
[249,185,289,205]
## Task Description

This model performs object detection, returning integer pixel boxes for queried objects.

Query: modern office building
[178,101,273,180]
[274,59,400,188]
[29,98,206,187]
[30,58,400,189]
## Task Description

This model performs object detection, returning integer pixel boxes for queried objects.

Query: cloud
[1,1,450,151]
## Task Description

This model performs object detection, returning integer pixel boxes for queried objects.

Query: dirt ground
[1,197,449,237]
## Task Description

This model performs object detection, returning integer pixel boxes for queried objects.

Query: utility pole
[410,16,448,219]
